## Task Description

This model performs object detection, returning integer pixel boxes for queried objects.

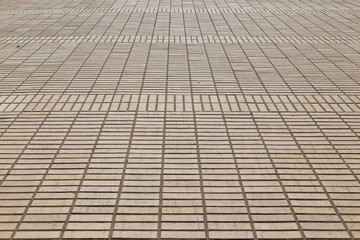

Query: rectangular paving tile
[0,0,360,239]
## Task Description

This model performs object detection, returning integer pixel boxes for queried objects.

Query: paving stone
[0,0,360,239]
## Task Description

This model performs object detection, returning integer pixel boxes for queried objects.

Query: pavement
[0,0,360,239]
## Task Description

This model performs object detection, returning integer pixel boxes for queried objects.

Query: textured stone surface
[0,0,360,239]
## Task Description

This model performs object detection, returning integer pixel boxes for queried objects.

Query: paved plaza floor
[0,0,360,239]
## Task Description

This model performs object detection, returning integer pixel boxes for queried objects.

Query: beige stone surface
[0,0,360,239]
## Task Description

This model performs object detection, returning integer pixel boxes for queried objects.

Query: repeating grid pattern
[1,94,360,113]
[0,0,360,239]
[2,7,360,15]
[2,35,360,44]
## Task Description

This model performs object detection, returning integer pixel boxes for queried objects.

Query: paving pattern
[0,0,360,239]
